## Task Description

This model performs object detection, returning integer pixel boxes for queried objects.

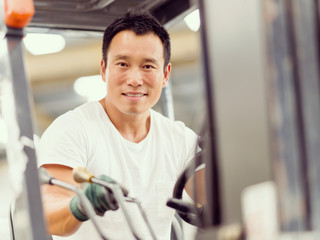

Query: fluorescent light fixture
[23,33,66,55]
[0,118,8,144]
[184,9,200,32]
[73,75,107,102]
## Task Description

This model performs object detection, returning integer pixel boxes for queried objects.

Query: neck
[99,99,151,143]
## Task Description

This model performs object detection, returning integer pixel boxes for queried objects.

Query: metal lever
[73,167,157,240]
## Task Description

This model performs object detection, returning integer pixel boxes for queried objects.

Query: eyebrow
[143,58,159,65]
[113,55,130,61]
[113,55,160,65]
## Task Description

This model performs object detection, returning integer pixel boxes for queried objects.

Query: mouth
[122,93,147,97]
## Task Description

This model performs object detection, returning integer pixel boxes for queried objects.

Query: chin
[122,108,149,116]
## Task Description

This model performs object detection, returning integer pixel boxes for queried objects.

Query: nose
[126,68,143,87]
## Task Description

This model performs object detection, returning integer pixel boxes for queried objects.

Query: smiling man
[38,11,199,240]
[100,29,171,142]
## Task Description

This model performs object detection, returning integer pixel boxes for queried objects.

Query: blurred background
[0,0,273,239]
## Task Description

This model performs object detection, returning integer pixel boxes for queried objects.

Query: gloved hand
[69,175,119,222]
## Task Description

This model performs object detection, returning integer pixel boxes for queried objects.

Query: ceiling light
[73,75,106,102]
[184,9,200,32]
[23,33,66,55]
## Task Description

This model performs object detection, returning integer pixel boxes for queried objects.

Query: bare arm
[185,168,207,205]
[41,164,82,236]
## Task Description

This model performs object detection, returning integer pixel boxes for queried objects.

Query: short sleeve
[181,126,199,172]
[37,113,88,169]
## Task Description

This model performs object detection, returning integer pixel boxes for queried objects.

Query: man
[39,11,200,240]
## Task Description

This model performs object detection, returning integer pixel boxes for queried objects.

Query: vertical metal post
[160,81,175,120]
[263,0,309,231]
[291,0,320,232]
[263,0,320,233]
[0,27,48,240]
[197,0,221,227]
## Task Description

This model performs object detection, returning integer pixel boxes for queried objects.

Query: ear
[162,63,172,87]
[100,59,106,82]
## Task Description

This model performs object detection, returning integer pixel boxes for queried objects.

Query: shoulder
[52,101,100,126]
[151,109,197,140]
[63,101,100,121]
[41,102,102,140]
[38,103,101,168]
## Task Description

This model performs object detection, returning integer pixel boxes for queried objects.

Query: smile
[122,93,146,97]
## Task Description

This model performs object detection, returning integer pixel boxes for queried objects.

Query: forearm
[42,187,82,236]
[39,164,117,235]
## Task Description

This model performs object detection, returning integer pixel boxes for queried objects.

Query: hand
[69,175,119,221]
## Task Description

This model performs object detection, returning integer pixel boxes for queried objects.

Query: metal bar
[160,82,175,120]
[125,197,157,240]
[34,0,115,12]
[291,0,320,232]
[262,0,311,231]
[1,28,48,240]
[197,0,221,227]
[152,0,191,25]
[50,178,109,240]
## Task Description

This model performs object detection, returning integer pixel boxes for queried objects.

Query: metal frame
[28,0,193,33]
[0,27,48,240]
[263,0,320,234]
[197,0,222,227]
[160,81,175,120]
[195,0,320,237]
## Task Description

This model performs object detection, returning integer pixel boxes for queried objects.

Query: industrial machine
[1,0,320,239]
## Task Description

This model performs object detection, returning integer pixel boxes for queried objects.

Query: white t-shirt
[38,101,198,240]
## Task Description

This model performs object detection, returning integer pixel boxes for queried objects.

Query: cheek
[106,70,125,84]
[144,73,164,86]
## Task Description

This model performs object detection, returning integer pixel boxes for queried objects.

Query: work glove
[69,175,120,222]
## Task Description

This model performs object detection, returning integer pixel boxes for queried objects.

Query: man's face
[100,30,171,116]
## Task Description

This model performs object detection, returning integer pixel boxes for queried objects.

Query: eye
[143,65,154,69]
[117,62,128,67]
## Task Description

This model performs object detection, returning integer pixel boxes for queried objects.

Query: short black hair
[102,11,171,71]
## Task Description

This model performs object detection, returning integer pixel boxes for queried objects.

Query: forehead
[108,30,164,60]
